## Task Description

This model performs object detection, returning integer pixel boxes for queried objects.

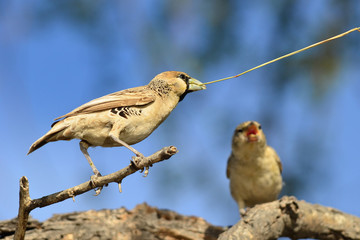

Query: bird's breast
[115,102,175,144]
[228,149,282,205]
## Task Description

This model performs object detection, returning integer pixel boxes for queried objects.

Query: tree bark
[2,203,225,240]
[2,196,360,240]
[219,196,360,240]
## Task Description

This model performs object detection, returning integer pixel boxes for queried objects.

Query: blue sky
[1,1,360,226]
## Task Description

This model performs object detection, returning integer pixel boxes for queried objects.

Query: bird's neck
[148,79,172,97]
[148,81,180,111]
[232,142,267,163]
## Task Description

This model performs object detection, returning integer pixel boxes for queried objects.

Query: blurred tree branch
[219,196,360,240]
[13,146,178,240]
[5,195,360,239]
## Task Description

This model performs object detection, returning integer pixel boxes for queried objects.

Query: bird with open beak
[28,71,206,188]
[226,121,283,212]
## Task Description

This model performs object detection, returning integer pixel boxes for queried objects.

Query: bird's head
[149,71,206,101]
[232,121,266,147]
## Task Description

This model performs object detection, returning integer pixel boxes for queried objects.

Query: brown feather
[27,122,69,154]
[275,154,283,173]
[54,86,156,120]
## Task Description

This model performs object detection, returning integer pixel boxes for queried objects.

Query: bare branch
[14,146,178,240]
[13,177,31,240]
[219,195,360,240]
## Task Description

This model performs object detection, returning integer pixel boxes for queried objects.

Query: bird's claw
[94,187,102,196]
[131,154,151,177]
[239,208,246,217]
[90,172,106,196]
[141,166,150,177]
[131,154,145,168]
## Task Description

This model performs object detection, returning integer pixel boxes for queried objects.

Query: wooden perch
[219,195,360,240]
[13,146,178,240]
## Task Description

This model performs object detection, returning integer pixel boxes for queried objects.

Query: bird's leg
[79,141,101,176]
[108,133,149,175]
[109,134,144,158]
[239,208,246,217]
[79,141,104,195]
[108,122,145,157]
[108,123,150,176]
[237,200,247,217]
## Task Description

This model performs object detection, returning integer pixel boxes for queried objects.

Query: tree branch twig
[14,146,178,240]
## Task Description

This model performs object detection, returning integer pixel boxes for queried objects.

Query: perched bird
[28,71,206,179]
[226,121,283,211]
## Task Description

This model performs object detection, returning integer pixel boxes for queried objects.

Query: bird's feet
[131,153,151,177]
[239,208,247,217]
[90,171,107,196]
[140,165,152,177]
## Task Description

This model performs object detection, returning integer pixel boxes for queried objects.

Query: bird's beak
[246,123,259,142]
[188,78,206,92]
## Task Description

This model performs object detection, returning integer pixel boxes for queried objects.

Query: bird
[226,121,283,212]
[28,71,206,181]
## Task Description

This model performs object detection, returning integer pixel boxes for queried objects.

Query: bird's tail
[27,120,70,155]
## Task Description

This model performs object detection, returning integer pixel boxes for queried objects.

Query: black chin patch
[179,77,191,102]
[179,91,188,101]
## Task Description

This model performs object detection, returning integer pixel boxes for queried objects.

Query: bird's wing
[54,86,156,120]
[275,154,283,174]
[226,154,234,178]
[269,146,283,174]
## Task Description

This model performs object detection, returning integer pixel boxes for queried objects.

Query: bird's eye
[237,129,243,133]
[178,73,187,80]
[258,125,262,130]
